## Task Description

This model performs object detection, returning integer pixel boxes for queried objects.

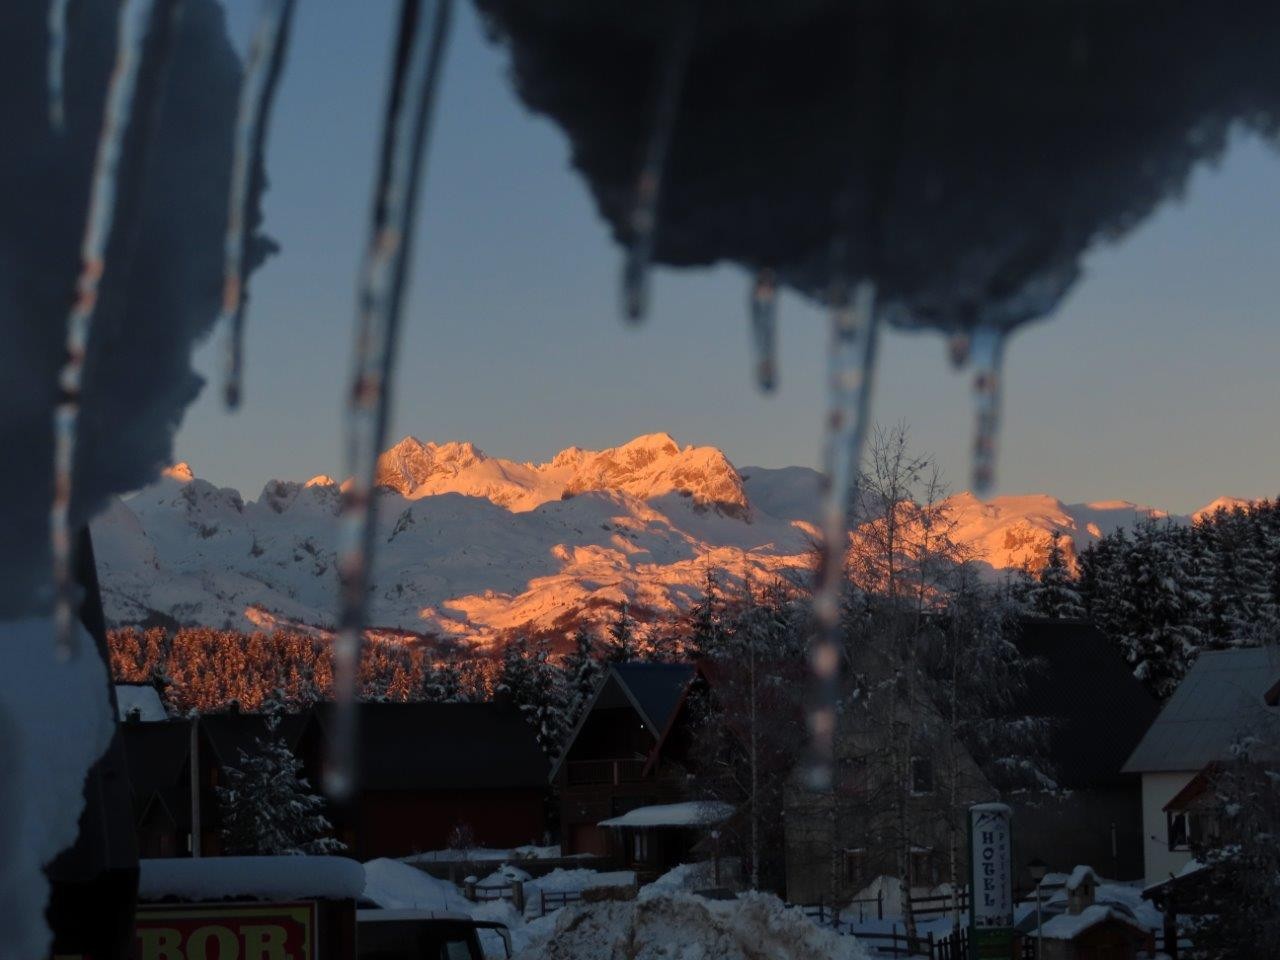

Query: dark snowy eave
[138,856,366,902]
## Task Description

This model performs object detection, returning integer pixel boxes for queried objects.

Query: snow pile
[362,858,474,912]
[0,619,114,959]
[405,844,566,863]
[478,863,533,887]
[600,800,734,828]
[515,890,870,960]
[527,867,636,897]
[639,862,723,901]
[140,856,366,902]
[116,683,167,721]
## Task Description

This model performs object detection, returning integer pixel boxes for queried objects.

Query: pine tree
[496,635,536,705]
[1028,536,1085,619]
[522,636,570,757]
[1191,728,1280,958]
[688,569,728,660]
[216,712,345,855]
[1123,519,1205,698]
[604,601,638,663]
[561,626,604,730]
[425,649,464,703]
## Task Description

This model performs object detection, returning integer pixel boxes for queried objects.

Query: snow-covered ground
[514,891,870,960]
[363,858,873,959]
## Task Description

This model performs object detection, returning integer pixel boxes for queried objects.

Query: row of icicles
[47,0,1007,796]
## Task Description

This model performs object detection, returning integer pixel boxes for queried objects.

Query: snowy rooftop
[599,801,733,829]
[116,684,167,722]
[1123,647,1280,773]
[1038,904,1148,941]
[139,856,366,902]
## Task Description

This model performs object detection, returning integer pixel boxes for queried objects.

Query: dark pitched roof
[120,719,192,799]
[1122,647,1280,774]
[1011,617,1161,788]
[549,662,697,782]
[610,662,697,734]
[316,702,549,791]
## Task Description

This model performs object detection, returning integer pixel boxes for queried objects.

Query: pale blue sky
[178,2,1280,514]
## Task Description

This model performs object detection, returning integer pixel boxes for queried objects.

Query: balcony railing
[566,757,648,786]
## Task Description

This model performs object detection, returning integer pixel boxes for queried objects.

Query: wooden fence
[539,888,583,916]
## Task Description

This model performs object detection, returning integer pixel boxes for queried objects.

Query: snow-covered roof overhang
[599,801,733,829]
[138,856,366,902]
[1038,904,1148,941]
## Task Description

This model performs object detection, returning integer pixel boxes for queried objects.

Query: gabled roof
[116,684,167,722]
[120,719,192,798]
[549,662,696,782]
[1011,618,1161,787]
[316,701,548,791]
[610,662,697,733]
[198,709,314,767]
[1122,647,1280,774]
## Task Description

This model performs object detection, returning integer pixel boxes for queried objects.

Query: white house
[1121,647,1280,886]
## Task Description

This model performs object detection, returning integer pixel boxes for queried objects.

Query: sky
[177,2,1280,515]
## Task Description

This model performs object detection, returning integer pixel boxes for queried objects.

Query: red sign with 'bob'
[134,903,316,960]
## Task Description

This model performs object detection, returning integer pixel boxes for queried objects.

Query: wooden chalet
[320,701,549,859]
[119,702,549,861]
[552,662,700,866]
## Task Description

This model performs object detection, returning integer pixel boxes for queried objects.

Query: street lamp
[1027,858,1049,960]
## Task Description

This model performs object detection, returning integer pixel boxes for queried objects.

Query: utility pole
[190,716,201,857]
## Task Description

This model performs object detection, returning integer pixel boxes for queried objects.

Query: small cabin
[1033,865,1155,960]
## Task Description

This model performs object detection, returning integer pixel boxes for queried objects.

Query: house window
[844,848,866,886]
[632,831,650,863]
[1168,811,1219,851]
[910,756,934,795]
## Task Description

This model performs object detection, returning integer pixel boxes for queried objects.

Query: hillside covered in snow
[91,432,1214,649]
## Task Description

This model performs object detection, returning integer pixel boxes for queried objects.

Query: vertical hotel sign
[968,802,1013,959]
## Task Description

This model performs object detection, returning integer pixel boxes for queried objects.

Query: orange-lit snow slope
[92,433,1212,649]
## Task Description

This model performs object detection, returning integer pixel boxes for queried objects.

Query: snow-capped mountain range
[90,432,1240,649]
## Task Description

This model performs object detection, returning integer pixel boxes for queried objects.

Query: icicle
[749,268,778,391]
[805,278,880,791]
[220,0,296,410]
[947,330,970,369]
[52,0,182,661]
[329,0,453,801]
[620,1,699,324]
[48,0,71,132]
[969,324,1006,495]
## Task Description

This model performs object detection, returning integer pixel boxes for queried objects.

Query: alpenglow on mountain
[91,433,1217,648]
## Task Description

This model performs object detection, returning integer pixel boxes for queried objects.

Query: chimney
[1066,865,1098,915]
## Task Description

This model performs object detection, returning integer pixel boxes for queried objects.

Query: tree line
[1013,498,1280,698]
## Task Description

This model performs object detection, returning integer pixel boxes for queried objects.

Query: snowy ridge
[91,434,1226,647]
